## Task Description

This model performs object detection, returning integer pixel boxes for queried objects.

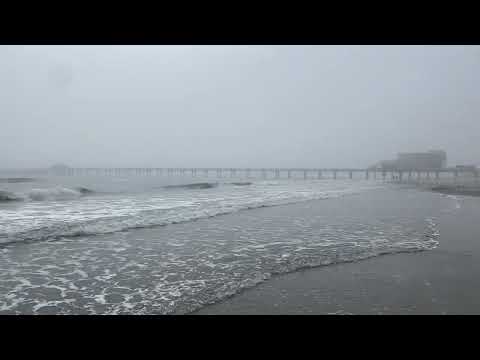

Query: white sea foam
[0,183,445,315]
[0,181,378,245]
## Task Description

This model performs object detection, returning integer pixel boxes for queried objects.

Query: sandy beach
[194,190,480,314]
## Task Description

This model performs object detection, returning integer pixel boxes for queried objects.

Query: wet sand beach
[194,190,480,315]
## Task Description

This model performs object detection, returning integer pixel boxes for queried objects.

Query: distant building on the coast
[396,150,447,170]
[371,150,447,170]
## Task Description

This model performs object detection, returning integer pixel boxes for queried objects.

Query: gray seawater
[0,174,448,314]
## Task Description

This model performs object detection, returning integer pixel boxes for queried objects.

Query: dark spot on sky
[48,63,73,89]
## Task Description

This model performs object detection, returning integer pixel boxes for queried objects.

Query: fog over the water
[1,45,479,169]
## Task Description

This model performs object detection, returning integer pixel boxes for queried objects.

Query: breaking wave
[0,191,22,202]
[0,188,360,245]
[28,187,85,201]
[0,187,95,203]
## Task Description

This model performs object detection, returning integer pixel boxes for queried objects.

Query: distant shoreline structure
[371,150,448,171]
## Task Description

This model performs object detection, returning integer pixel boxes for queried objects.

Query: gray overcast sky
[1,45,479,168]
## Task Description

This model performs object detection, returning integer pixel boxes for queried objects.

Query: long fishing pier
[36,167,480,183]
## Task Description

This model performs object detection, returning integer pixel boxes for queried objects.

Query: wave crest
[0,178,36,183]
[0,187,95,203]
[231,182,252,186]
[0,191,22,202]
[28,187,82,201]
[164,182,218,190]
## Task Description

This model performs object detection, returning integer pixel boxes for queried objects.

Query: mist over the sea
[1,45,480,169]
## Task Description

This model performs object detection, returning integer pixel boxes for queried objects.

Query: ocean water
[0,174,446,314]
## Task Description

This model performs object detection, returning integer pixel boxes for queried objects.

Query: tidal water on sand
[0,175,450,314]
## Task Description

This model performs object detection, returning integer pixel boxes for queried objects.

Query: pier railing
[27,167,479,183]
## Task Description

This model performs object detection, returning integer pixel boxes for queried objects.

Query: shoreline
[428,185,480,197]
[388,180,480,197]
[193,188,480,315]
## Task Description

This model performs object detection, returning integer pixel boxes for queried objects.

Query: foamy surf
[0,186,365,245]
[0,183,448,315]
[0,214,441,315]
